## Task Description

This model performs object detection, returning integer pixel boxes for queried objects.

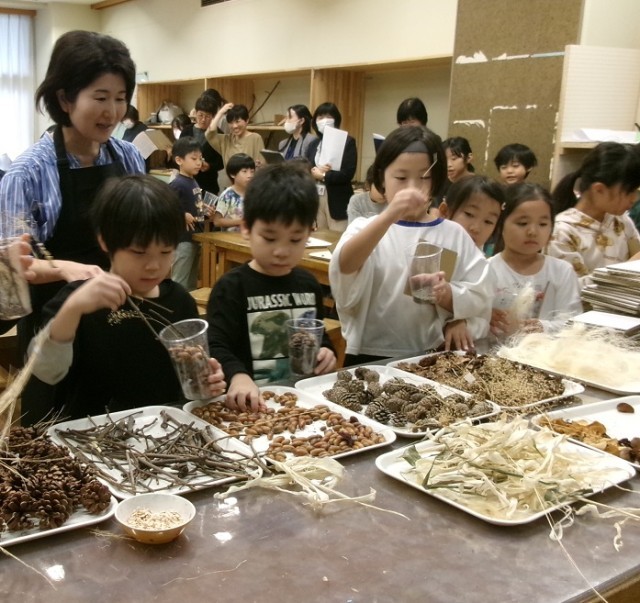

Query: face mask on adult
[122,119,135,129]
[316,118,335,135]
[173,128,182,140]
[283,120,300,135]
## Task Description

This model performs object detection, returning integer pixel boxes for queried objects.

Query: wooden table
[5,382,640,602]
[193,230,341,288]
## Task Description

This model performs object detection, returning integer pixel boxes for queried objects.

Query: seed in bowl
[127,508,184,530]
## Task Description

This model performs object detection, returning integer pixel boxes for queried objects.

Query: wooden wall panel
[136,84,181,123]
[449,0,583,187]
[205,78,255,112]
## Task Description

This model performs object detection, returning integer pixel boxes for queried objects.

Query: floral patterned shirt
[546,208,640,287]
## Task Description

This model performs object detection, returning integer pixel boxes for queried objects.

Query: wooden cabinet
[135,57,450,178]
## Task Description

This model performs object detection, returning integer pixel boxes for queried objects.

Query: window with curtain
[0,12,34,164]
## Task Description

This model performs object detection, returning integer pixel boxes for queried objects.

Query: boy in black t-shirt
[207,163,336,412]
[170,136,208,291]
[28,175,226,421]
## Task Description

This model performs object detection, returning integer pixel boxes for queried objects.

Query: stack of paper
[571,310,640,337]
[582,261,640,316]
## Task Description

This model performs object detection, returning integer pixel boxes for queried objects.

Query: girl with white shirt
[490,183,582,337]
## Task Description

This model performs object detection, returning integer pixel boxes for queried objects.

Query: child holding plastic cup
[27,175,226,423]
[329,126,492,364]
[207,163,336,412]
[489,183,582,337]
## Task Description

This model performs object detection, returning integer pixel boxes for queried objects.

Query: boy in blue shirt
[170,137,208,291]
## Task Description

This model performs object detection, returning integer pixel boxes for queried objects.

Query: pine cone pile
[0,424,111,534]
[322,370,494,432]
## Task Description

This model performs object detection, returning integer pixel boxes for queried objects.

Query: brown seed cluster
[395,352,565,407]
[166,343,211,399]
[0,425,111,534]
[190,390,387,460]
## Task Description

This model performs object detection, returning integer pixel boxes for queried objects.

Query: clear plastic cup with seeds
[286,318,324,378]
[159,318,213,400]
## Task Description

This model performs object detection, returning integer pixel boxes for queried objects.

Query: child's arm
[49,273,130,343]
[213,212,242,230]
[338,187,428,274]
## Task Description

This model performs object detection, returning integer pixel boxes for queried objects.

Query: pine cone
[336,370,353,382]
[1,490,35,531]
[79,481,111,514]
[35,490,73,529]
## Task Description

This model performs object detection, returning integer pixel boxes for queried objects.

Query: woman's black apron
[20,126,126,424]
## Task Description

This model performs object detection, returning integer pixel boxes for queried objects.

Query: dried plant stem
[0,545,57,589]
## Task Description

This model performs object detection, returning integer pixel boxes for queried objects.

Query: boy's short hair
[92,174,184,254]
[194,95,218,115]
[396,97,428,126]
[226,104,249,123]
[243,163,318,229]
[172,136,201,159]
[493,143,538,171]
[226,153,255,180]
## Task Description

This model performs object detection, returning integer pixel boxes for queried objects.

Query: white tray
[184,385,396,459]
[388,354,585,410]
[0,496,117,548]
[496,352,640,395]
[48,406,260,499]
[532,396,640,469]
[375,437,635,526]
[294,365,499,437]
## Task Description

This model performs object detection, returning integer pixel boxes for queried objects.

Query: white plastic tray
[532,396,640,468]
[184,385,396,459]
[375,437,635,526]
[294,365,500,437]
[495,351,640,395]
[0,496,116,548]
[388,354,585,410]
[48,406,260,499]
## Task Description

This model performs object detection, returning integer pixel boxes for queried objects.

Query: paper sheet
[132,129,173,159]
[318,126,347,170]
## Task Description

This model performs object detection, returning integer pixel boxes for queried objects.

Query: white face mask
[122,119,135,129]
[316,118,335,135]
[283,120,299,135]
[173,128,182,140]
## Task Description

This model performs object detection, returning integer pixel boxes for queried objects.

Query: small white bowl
[115,493,196,544]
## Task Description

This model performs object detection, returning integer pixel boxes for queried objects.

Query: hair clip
[422,153,438,178]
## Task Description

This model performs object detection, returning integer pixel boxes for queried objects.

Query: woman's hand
[311,165,329,181]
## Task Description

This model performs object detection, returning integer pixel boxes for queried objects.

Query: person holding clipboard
[306,102,357,233]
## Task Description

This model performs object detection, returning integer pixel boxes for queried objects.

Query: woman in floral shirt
[547,142,640,286]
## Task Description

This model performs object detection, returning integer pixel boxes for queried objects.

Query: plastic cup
[492,292,519,338]
[286,318,324,377]
[159,318,212,400]
[407,242,442,304]
[0,237,32,320]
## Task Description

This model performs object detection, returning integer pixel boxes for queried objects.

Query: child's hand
[490,308,511,336]
[443,319,474,352]
[69,272,131,314]
[200,160,210,173]
[521,318,543,334]
[315,347,337,375]
[225,373,267,412]
[432,275,451,310]
[219,102,234,116]
[185,212,196,231]
[206,357,226,398]
[386,187,429,221]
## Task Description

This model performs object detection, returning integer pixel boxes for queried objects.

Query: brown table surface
[4,384,640,603]
[193,229,340,288]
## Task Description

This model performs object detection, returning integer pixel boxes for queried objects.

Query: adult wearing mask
[306,102,357,232]
[121,105,147,143]
[278,104,316,160]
